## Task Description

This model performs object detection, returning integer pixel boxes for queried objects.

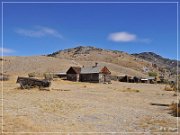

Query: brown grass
[169,102,180,117]
[2,78,178,132]
[37,99,81,115]
[123,87,140,92]
[3,114,44,132]
[164,85,174,91]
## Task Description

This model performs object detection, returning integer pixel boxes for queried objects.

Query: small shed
[148,77,156,83]
[80,63,111,83]
[54,72,67,79]
[141,78,149,83]
[110,75,119,81]
[119,75,132,82]
[66,67,81,81]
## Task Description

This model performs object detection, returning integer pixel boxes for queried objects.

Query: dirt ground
[0,75,179,134]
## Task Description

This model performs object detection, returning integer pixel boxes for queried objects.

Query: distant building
[66,67,81,81]
[54,72,67,79]
[110,75,119,81]
[147,76,156,83]
[140,78,149,83]
[66,63,111,83]
[80,63,111,83]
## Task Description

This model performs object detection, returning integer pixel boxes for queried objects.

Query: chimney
[95,62,98,67]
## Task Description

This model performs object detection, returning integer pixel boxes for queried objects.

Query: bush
[28,72,36,77]
[0,74,9,81]
[44,73,54,81]
[170,74,180,92]
[170,82,180,92]
[169,101,180,117]
[148,72,157,77]
[164,85,174,91]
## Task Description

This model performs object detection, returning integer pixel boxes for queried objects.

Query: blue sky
[0,0,178,59]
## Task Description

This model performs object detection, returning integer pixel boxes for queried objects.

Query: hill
[1,56,79,75]
[1,46,177,79]
[132,52,179,75]
[47,46,163,77]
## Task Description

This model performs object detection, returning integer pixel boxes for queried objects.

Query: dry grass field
[1,75,179,134]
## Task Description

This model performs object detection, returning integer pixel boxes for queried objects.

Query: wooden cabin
[66,67,81,81]
[80,63,111,83]
[133,76,141,83]
[119,75,141,83]
[119,75,132,82]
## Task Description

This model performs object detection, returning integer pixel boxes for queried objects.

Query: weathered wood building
[119,75,141,83]
[80,63,111,83]
[54,72,67,79]
[66,67,81,81]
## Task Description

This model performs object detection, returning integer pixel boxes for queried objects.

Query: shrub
[170,82,180,92]
[148,72,157,77]
[0,74,9,81]
[44,73,54,81]
[169,101,180,117]
[164,85,174,91]
[123,88,140,93]
[28,72,36,77]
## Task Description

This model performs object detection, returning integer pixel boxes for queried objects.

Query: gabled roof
[147,77,156,80]
[81,66,100,74]
[66,66,81,74]
[81,66,111,74]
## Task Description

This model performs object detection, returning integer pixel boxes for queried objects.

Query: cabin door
[103,74,107,82]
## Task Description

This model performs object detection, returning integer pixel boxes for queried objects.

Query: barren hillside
[1,46,174,78]
[48,46,152,71]
[132,52,179,75]
[1,56,79,75]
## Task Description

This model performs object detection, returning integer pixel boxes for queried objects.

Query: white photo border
[1,1,179,134]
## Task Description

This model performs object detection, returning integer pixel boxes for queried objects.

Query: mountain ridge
[132,52,179,74]
[47,46,179,78]
[1,46,178,79]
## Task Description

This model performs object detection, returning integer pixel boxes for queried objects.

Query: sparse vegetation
[43,73,54,80]
[0,74,9,81]
[2,76,178,132]
[164,85,174,91]
[123,87,140,92]
[148,72,157,77]
[169,75,180,92]
[169,101,180,117]
[37,99,80,115]
[28,72,36,77]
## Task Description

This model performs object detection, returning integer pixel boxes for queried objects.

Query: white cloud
[15,26,63,39]
[108,32,150,43]
[108,32,136,42]
[0,48,14,54]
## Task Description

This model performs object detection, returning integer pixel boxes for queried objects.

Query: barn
[66,67,81,81]
[80,63,111,83]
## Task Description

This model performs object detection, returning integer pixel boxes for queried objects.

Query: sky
[0,0,179,59]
